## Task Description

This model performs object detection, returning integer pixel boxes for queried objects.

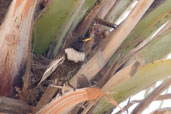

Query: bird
[65,33,94,63]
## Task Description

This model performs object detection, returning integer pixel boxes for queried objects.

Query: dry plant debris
[0,0,170,114]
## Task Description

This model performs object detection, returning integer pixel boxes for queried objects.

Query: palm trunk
[0,0,37,96]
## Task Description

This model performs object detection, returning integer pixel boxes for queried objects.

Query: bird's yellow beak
[82,37,93,42]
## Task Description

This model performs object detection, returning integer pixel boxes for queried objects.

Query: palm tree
[0,0,171,113]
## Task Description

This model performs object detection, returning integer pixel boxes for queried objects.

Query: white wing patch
[65,48,85,63]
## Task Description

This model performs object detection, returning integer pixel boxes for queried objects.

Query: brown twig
[116,94,171,114]
[95,18,118,28]
[132,77,171,114]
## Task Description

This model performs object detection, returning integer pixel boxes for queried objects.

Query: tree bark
[0,0,37,96]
